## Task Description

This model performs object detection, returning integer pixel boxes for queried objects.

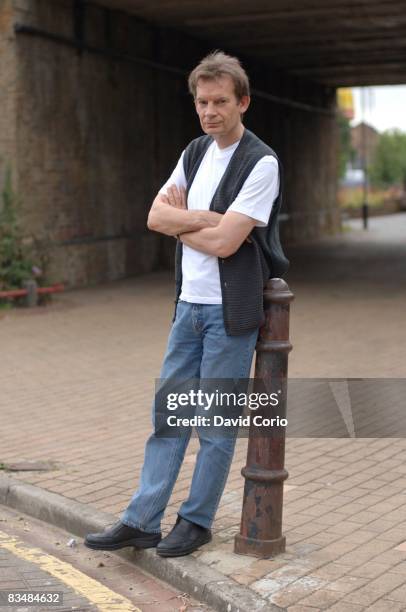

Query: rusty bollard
[234,278,294,557]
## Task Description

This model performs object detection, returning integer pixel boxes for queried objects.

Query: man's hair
[188,51,250,101]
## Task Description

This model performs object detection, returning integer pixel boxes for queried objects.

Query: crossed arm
[147,185,256,258]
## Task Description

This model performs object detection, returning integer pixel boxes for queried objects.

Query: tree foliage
[337,114,355,179]
[369,129,406,189]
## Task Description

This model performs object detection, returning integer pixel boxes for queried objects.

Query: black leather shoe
[156,516,211,557]
[84,520,161,550]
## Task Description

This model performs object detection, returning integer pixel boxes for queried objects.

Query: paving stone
[197,550,254,574]
[327,602,364,612]
[296,587,342,609]
[325,575,369,593]
[383,582,406,603]
[366,599,404,612]
[286,605,323,612]
[342,587,386,607]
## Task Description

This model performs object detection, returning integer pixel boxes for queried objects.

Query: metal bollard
[362,202,369,230]
[23,280,38,307]
[234,278,294,557]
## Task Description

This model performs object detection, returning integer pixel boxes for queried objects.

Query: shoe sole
[84,537,161,551]
[156,534,212,557]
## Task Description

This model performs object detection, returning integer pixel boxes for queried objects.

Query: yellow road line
[0,530,141,612]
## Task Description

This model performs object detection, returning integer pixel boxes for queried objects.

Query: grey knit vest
[174,128,289,335]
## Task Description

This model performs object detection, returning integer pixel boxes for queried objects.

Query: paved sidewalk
[1,214,406,610]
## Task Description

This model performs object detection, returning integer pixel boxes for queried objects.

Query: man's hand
[166,185,187,209]
[165,186,221,227]
[147,187,223,237]
[166,185,223,227]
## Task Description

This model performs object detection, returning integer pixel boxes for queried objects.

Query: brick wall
[0,1,17,199]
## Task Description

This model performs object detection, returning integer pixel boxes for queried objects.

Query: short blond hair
[188,51,250,101]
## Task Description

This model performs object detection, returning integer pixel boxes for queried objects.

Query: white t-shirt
[159,139,279,304]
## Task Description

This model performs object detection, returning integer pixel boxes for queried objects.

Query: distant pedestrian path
[286,212,406,290]
[284,212,406,378]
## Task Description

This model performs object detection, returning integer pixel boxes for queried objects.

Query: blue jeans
[121,301,258,532]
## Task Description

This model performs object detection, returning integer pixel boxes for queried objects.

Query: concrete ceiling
[91,0,406,87]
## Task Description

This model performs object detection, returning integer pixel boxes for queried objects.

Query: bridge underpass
[0,0,405,287]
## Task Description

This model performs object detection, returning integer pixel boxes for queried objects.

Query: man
[85,51,288,557]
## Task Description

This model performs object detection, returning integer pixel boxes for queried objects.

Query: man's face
[194,75,250,142]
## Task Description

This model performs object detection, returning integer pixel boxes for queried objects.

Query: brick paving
[1,213,406,610]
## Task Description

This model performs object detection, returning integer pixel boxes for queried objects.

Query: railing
[0,282,64,306]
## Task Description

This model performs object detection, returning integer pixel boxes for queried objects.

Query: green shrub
[0,167,34,291]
